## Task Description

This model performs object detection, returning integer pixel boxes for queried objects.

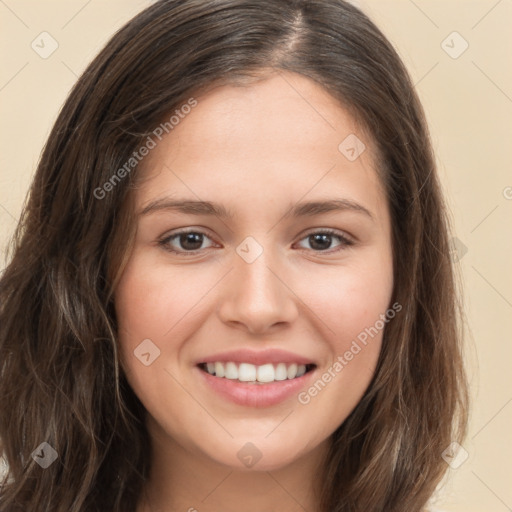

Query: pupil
[310,234,331,251]
[181,233,203,250]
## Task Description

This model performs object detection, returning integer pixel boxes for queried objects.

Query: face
[114,71,394,472]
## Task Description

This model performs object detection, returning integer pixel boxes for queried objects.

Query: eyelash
[157,228,354,256]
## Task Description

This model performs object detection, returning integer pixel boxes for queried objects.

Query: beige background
[0,1,511,510]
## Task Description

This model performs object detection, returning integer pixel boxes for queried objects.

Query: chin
[204,437,316,473]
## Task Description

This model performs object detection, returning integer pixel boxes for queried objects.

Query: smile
[198,361,316,384]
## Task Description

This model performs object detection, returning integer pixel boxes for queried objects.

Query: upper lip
[197,349,316,366]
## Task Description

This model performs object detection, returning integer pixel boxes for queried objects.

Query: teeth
[274,363,288,381]
[214,362,225,378]
[225,362,238,379]
[287,363,298,379]
[296,364,306,377]
[238,363,256,382]
[256,363,274,383]
[202,361,312,382]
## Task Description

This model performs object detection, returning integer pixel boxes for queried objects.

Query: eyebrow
[139,197,374,220]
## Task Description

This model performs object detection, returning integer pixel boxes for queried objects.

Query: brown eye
[159,230,215,254]
[158,228,353,257]
[296,230,353,253]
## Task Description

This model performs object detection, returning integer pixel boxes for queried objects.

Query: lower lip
[196,366,316,407]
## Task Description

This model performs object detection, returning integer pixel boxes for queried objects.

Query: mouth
[197,361,317,384]
[196,360,317,407]
[195,349,318,407]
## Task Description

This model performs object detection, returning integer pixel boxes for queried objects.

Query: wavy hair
[0,0,469,510]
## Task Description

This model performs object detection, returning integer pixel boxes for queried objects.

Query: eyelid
[298,227,355,243]
[293,228,354,253]
[158,227,219,254]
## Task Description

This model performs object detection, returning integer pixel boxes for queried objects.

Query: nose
[217,244,299,335]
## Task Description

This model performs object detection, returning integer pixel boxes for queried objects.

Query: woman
[0,1,469,510]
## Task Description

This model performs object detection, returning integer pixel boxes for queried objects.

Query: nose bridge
[218,235,298,332]
[235,236,284,303]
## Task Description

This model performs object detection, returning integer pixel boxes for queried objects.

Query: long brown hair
[0,1,469,510]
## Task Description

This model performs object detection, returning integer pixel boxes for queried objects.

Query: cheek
[113,256,198,416]
[293,254,393,419]
[114,256,175,379]
[113,252,230,402]
[114,254,208,345]
[301,254,393,349]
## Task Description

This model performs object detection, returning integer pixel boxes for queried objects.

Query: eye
[159,227,354,256]
[158,229,217,255]
[295,229,354,253]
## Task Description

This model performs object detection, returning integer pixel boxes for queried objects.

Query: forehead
[135,71,386,220]
[146,72,365,162]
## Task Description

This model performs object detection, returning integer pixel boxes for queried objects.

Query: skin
[114,70,394,512]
